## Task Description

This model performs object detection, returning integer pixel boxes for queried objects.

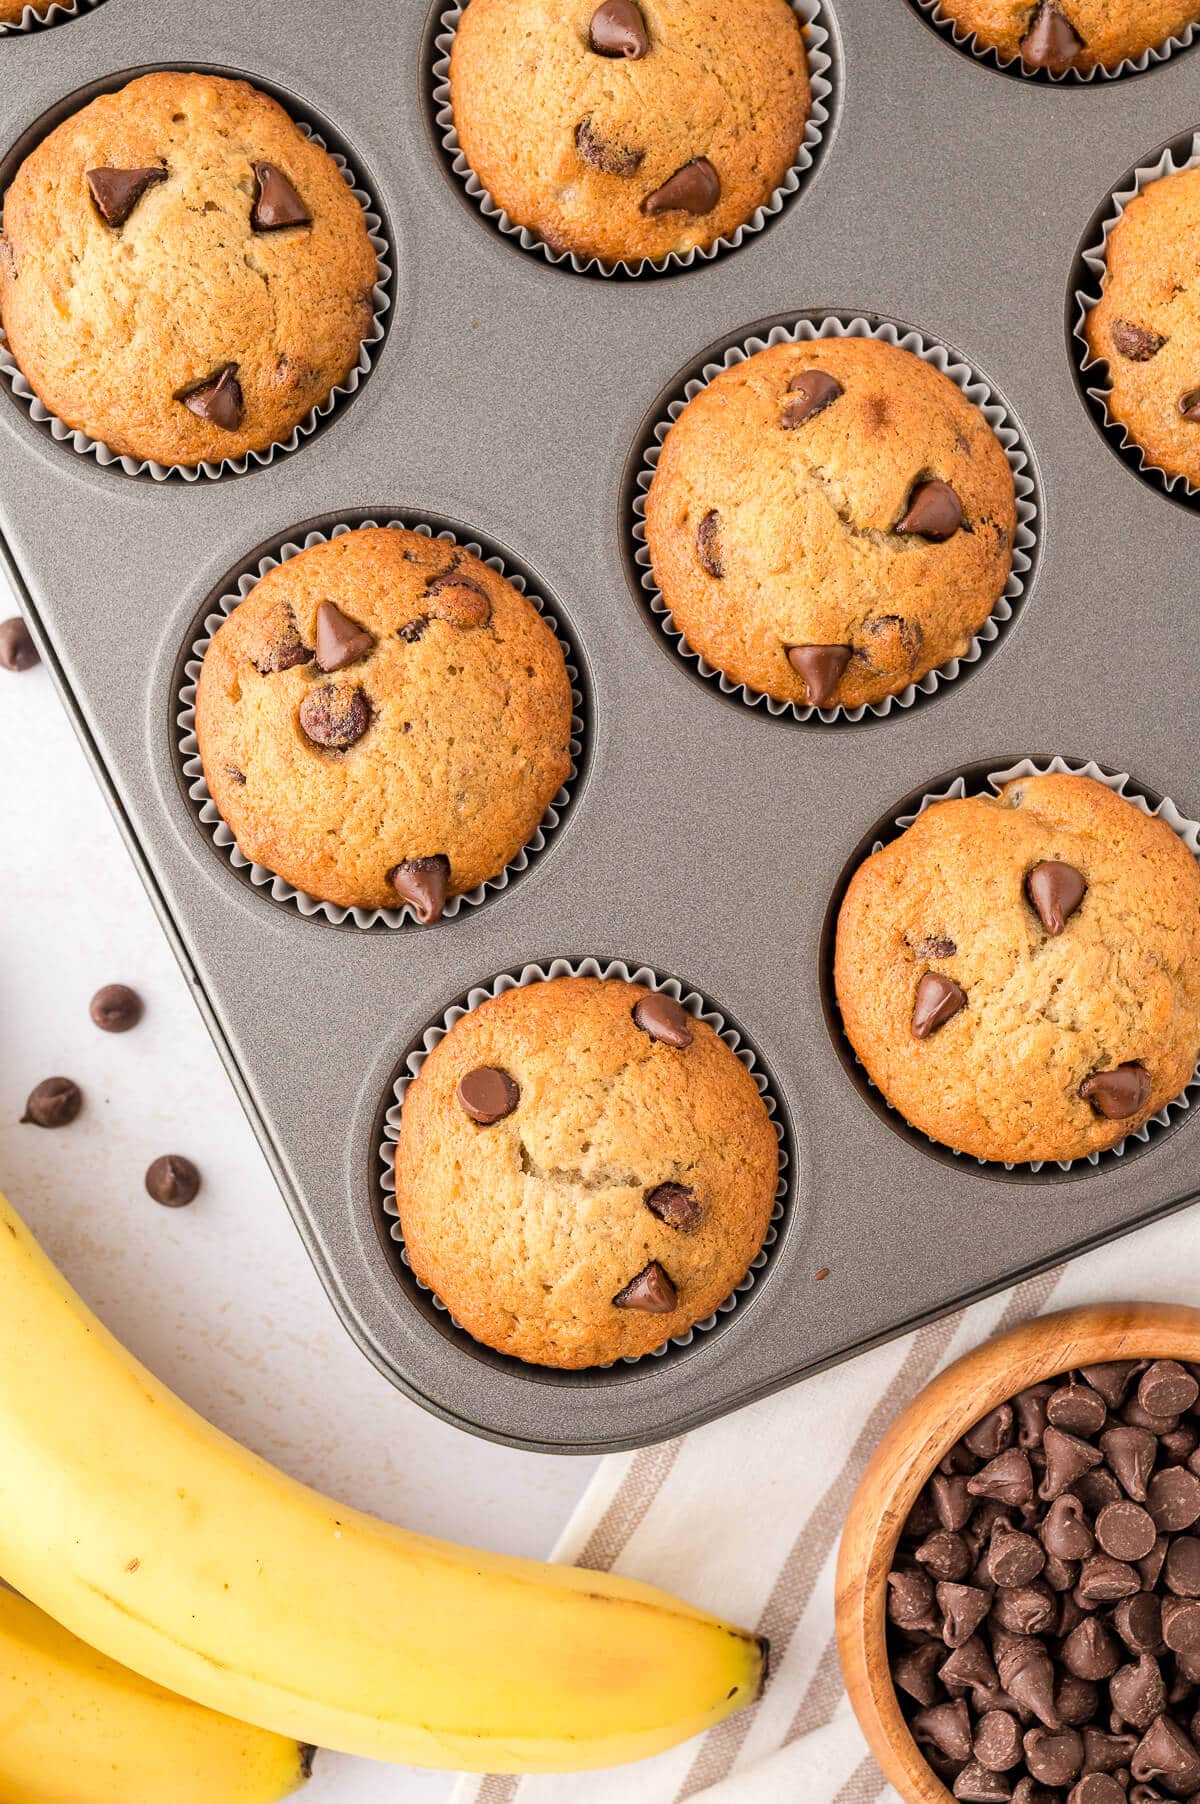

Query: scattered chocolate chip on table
[144,1155,201,1208]
[21,1078,82,1128]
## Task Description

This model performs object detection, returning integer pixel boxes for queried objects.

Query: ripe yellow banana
[0,1191,765,1772]
[0,1583,309,1804]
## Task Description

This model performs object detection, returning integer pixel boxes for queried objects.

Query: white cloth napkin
[453,1199,1200,1804]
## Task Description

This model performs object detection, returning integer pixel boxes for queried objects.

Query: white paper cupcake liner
[840,756,1200,1174]
[0,109,391,479]
[176,518,585,927]
[430,0,834,277]
[1072,131,1200,502]
[910,0,1198,81]
[378,958,791,1369]
[0,0,101,32]
[631,313,1039,723]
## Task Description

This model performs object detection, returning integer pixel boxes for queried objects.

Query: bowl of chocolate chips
[836,1304,1200,1804]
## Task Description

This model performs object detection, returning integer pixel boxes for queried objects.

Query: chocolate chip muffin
[448,0,810,265]
[644,337,1017,713]
[0,72,377,467]
[0,0,52,20]
[393,975,779,1367]
[1084,164,1200,489]
[835,774,1200,1164]
[194,528,574,917]
[935,0,1199,71]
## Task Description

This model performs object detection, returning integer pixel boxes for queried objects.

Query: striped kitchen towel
[452,1199,1200,1804]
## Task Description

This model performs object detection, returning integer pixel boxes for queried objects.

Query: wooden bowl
[835,1302,1200,1804]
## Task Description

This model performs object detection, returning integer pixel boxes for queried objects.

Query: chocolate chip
[645,1182,702,1230]
[1024,1726,1084,1786]
[89,984,142,1033]
[641,157,720,217]
[887,1566,937,1630]
[21,1077,82,1128]
[1026,862,1087,936]
[1113,1593,1163,1654]
[1111,319,1166,362]
[992,1582,1056,1636]
[1057,1675,1100,1727]
[1166,1538,1200,1597]
[916,934,958,960]
[915,1699,974,1761]
[1102,1425,1158,1501]
[989,1520,1046,1588]
[1062,1616,1120,1681]
[934,1474,976,1532]
[1162,1597,1200,1654]
[176,364,243,431]
[387,855,450,925]
[913,971,968,1040]
[967,1405,1015,1460]
[1069,1778,1125,1804]
[1016,1384,1055,1449]
[86,164,166,227]
[1130,1714,1200,1790]
[969,1449,1035,1507]
[588,0,648,56]
[786,643,852,708]
[1041,1427,1104,1501]
[457,1067,519,1125]
[1043,1495,1095,1562]
[0,615,38,672]
[1179,390,1200,423]
[314,601,373,672]
[1111,1655,1167,1729]
[1083,1362,1144,1408]
[254,609,311,674]
[1148,1467,1200,1533]
[612,1260,677,1313]
[1080,1064,1152,1120]
[1020,0,1085,69]
[144,1154,200,1207]
[1139,1361,1199,1418]
[575,116,644,177]
[1095,1501,1157,1563]
[975,1709,1024,1771]
[956,1760,1013,1800]
[896,479,963,541]
[1082,1728,1138,1773]
[398,617,429,644]
[781,370,844,429]
[250,162,311,231]
[298,684,370,749]
[939,1580,992,1646]
[1047,1381,1106,1437]
[632,993,693,1048]
[916,1528,971,1581]
[696,509,723,578]
[994,1629,1061,1728]
[895,1640,945,1705]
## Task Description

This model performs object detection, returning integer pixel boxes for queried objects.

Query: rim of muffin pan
[0,64,394,481]
[369,957,797,1388]
[819,755,1200,1186]
[0,0,104,35]
[169,509,592,930]
[1068,124,1200,517]
[903,0,1200,84]
[619,308,1044,728]
[419,0,842,281]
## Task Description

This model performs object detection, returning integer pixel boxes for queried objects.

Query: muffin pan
[4,0,1200,1454]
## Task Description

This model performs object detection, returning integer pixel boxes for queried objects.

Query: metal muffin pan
[4,0,1200,1455]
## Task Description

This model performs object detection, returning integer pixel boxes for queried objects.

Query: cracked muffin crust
[0,72,377,467]
[835,774,1200,1165]
[1084,164,1200,489]
[934,0,1200,72]
[644,337,1017,712]
[448,0,810,265]
[194,527,574,915]
[393,976,779,1366]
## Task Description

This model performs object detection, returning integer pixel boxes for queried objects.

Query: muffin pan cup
[830,755,1200,1175]
[176,516,586,928]
[1071,127,1200,506]
[429,0,836,278]
[629,312,1039,723]
[6,0,1200,1453]
[377,957,790,1367]
[0,76,392,480]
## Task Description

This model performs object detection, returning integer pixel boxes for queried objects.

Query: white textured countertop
[0,568,597,1801]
